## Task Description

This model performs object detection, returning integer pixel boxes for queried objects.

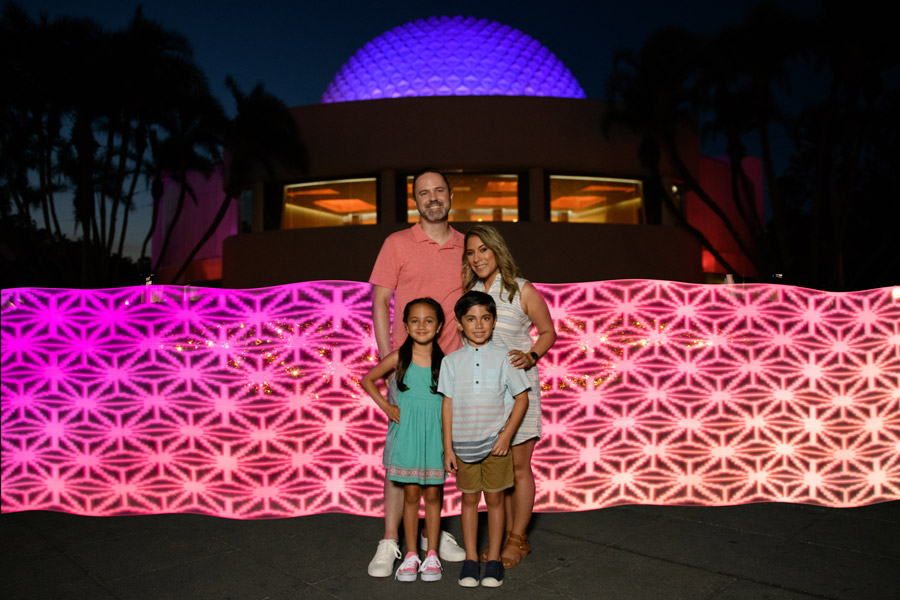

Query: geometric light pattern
[2,281,898,519]
[321,16,586,103]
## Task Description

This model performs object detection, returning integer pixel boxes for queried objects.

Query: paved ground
[2,501,899,600]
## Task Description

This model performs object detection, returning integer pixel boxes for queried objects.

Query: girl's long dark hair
[396,297,445,394]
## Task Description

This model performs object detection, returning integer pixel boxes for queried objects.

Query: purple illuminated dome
[321,16,586,103]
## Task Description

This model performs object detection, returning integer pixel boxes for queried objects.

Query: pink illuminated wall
[2,281,898,518]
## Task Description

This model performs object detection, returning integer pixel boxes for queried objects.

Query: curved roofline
[322,16,585,104]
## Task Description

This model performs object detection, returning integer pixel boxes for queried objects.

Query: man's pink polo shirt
[369,223,464,353]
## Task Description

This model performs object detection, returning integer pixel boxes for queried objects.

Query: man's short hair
[454,290,496,321]
[411,168,452,196]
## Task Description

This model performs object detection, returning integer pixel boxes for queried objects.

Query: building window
[549,176,644,224]
[239,188,253,233]
[282,178,377,228]
[406,173,519,223]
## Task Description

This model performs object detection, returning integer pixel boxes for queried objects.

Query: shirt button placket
[474,348,481,389]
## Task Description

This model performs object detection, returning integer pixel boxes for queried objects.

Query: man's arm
[372,285,393,358]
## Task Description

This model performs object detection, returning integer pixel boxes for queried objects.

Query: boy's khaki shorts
[455,453,513,493]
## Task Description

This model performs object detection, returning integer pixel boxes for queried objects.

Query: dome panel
[321,16,585,103]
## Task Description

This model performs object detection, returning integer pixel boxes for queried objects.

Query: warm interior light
[282,178,377,229]
[475,197,517,206]
[286,188,341,197]
[486,181,518,192]
[552,195,606,210]
[582,185,635,193]
[549,176,643,225]
[313,199,376,213]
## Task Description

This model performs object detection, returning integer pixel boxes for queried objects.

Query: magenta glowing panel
[321,16,586,103]
[2,281,899,519]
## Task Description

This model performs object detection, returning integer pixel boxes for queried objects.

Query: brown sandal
[479,531,511,562]
[501,533,531,568]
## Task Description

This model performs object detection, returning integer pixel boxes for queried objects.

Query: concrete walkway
[3,502,898,599]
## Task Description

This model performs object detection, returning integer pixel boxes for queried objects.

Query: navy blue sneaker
[482,560,504,587]
[458,559,480,587]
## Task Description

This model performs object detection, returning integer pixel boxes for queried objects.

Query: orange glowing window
[549,176,644,224]
[282,178,377,228]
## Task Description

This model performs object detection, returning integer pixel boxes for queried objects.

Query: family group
[360,169,556,587]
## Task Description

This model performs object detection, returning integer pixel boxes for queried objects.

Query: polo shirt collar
[412,222,462,247]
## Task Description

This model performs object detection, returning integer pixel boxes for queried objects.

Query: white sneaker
[367,539,401,577]
[419,550,443,582]
[395,552,420,582]
[420,530,466,562]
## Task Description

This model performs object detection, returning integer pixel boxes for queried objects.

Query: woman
[462,224,556,569]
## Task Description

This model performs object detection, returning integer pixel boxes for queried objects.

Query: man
[367,169,467,577]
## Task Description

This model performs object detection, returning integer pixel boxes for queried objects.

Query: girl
[361,297,447,582]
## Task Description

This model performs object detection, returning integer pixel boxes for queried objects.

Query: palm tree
[604,26,746,276]
[696,5,809,280]
[804,2,896,289]
[0,5,69,233]
[716,5,807,278]
[168,78,306,285]
[149,90,224,275]
[105,6,201,258]
[1,3,217,287]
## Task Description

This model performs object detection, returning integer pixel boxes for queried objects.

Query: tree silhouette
[607,2,898,290]
[104,7,200,259]
[604,26,749,276]
[697,4,808,279]
[800,1,899,289]
[0,4,221,287]
[168,78,306,285]
[148,90,223,274]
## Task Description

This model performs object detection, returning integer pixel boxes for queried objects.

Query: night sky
[21,0,821,257]
[24,0,822,109]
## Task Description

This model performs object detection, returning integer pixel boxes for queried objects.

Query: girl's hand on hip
[383,404,400,424]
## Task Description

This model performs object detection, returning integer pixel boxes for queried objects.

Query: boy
[439,291,529,588]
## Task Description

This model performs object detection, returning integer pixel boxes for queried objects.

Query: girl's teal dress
[383,363,446,485]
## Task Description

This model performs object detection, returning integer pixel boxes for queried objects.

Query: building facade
[153,17,762,287]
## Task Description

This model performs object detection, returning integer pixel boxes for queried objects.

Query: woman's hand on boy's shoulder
[507,348,535,370]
